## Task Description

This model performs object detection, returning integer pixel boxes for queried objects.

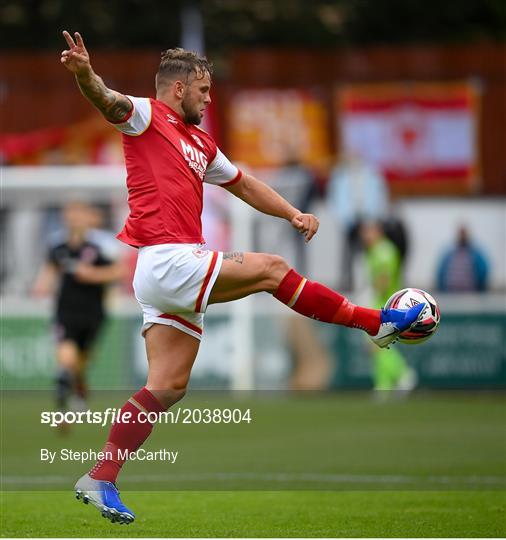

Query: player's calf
[89,387,167,483]
[145,384,187,410]
[55,366,74,411]
[272,268,428,349]
[273,268,381,334]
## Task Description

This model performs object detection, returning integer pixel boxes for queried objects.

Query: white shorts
[133,244,223,340]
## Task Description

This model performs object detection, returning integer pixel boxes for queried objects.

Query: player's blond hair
[156,48,213,90]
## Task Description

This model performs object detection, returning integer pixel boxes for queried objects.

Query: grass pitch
[1,490,505,537]
[1,392,505,537]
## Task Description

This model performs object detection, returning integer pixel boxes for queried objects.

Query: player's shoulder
[150,97,176,115]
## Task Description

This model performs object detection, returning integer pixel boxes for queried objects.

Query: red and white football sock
[273,269,381,335]
[90,387,166,483]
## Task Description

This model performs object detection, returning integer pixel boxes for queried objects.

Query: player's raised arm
[60,30,132,123]
[226,172,320,242]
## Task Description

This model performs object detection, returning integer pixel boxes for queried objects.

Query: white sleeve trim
[111,96,152,136]
[204,148,240,185]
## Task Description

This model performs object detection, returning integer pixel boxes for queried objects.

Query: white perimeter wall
[397,198,506,291]
[306,198,506,291]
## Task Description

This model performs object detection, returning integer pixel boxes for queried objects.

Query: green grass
[1,392,505,536]
[1,490,505,537]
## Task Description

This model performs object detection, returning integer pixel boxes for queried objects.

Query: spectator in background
[437,225,489,292]
[361,221,417,395]
[327,153,389,291]
[33,200,125,420]
[382,213,409,265]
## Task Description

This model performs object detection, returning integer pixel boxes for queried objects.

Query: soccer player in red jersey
[61,31,424,524]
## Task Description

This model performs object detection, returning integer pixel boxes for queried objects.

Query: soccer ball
[384,288,441,344]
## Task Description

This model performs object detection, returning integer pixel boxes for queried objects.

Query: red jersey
[112,96,241,247]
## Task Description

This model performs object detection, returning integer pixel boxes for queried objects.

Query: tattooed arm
[222,251,244,264]
[226,172,320,242]
[75,71,132,123]
[60,31,132,123]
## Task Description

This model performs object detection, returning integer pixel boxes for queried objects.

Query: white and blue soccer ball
[385,288,441,344]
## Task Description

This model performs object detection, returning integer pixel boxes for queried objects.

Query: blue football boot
[369,302,426,348]
[75,473,135,524]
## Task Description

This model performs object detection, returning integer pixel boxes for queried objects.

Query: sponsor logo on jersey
[191,134,204,148]
[180,139,208,180]
[166,114,178,124]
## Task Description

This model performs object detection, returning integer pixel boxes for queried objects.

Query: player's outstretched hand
[291,213,319,242]
[61,31,91,76]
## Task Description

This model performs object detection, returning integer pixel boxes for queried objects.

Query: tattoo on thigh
[223,251,244,264]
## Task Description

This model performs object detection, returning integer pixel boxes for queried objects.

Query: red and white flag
[338,83,480,191]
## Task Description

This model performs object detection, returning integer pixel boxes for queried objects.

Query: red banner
[1,116,123,165]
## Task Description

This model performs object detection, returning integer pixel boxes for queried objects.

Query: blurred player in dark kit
[60,30,424,524]
[33,200,125,415]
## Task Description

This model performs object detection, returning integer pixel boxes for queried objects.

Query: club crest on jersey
[80,246,98,263]
[180,139,208,180]
[192,248,209,258]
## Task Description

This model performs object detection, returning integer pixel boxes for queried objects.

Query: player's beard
[181,95,202,125]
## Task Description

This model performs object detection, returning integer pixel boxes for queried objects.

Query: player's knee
[57,342,80,370]
[262,254,290,292]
